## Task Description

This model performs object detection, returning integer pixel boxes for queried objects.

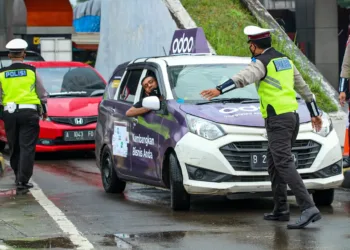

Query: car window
[118,69,143,103]
[105,73,124,100]
[36,67,106,97]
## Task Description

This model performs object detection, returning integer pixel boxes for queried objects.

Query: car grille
[219,140,321,171]
[50,116,98,126]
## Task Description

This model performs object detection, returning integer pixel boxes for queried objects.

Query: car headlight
[185,114,226,140]
[313,112,333,137]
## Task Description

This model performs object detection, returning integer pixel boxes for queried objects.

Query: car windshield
[36,67,106,98]
[168,63,300,103]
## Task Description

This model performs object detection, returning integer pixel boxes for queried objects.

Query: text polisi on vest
[171,33,194,54]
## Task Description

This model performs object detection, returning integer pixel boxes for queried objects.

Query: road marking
[4,160,94,250]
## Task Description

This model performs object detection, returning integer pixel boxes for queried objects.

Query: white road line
[5,160,94,250]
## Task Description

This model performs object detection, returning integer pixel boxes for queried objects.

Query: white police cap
[244,25,274,42]
[6,38,28,52]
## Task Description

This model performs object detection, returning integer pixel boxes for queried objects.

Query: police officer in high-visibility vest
[0,38,48,192]
[201,26,323,229]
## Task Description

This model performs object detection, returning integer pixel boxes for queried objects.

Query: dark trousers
[266,112,315,212]
[3,109,40,183]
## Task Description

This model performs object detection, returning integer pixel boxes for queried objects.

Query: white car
[96,54,343,210]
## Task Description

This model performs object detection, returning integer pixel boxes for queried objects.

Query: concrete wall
[314,0,339,89]
[0,0,14,49]
[95,0,178,81]
[295,0,339,89]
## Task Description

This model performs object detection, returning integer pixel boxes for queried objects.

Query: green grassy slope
[181,0,337,112]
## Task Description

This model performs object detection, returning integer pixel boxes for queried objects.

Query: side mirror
[142,96,160,110]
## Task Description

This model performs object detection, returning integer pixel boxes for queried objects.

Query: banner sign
[169,27,210,55]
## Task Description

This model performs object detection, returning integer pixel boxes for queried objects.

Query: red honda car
[0,61,107,152]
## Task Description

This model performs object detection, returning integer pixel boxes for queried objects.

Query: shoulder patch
[273,58,292,72]
[4,69,27,78]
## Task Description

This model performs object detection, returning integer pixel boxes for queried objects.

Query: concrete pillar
[314,0,339,88]
[295,0,339,89]
[0,0,14,49]
[295,0,316,63]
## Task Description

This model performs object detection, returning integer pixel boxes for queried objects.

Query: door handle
[109,107,116,113]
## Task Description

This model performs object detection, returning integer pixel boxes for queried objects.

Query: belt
[4,104,37,111]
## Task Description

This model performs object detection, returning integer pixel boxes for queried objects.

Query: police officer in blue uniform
[0,39,48,193]
[201,26,323,229]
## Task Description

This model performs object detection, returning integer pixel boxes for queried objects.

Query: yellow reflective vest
[255,48,298,118]
[0,63,41,106]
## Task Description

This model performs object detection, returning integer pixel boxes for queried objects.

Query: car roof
[26,61,91,68]
[131,54,252,66]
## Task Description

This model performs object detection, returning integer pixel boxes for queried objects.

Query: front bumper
[36,120,96,152]
[175,124,343,196]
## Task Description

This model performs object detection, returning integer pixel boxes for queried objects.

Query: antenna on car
[162,46,167,56]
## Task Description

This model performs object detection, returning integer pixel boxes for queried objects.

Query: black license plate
[250,152,298,171]
[63,130,95,142]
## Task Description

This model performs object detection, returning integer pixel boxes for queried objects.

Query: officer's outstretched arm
[201,61,265,100]
[216,60,266,94]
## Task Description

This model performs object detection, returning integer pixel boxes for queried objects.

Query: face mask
[249,43,256,57]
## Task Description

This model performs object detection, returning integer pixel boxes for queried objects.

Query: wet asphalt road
[1,151,350,250]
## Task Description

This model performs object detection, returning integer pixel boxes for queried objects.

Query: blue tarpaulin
[73,0,101,32]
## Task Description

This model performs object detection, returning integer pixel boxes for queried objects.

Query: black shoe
[287,206,321,229]
[264,210,290,221]
[17,182,34,189]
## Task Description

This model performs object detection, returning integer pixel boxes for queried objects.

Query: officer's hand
[42,113,48,121]
[339,92,346,106]
[311,116,323,132]
[200,89,221,100]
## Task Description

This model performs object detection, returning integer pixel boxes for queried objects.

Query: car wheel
[0,141,6,152]
[312,189,334,206]
[101,147,126,193]
[169,153,190,211]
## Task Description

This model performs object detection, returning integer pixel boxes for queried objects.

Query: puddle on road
[2,237,75,249]
[100,231,222,248]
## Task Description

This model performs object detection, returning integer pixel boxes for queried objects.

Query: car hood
[47,97,101,117]
[179,101,311,127]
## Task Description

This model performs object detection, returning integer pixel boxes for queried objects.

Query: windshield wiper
[196,97,259,105]
[49,91,88,97]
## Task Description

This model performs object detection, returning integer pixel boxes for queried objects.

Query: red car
[0,61,107,152]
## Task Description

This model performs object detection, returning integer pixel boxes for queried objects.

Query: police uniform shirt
[0,62,48,104]
[230,47,314,103]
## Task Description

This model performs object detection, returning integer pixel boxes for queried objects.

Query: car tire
[312,189,334,206]
[169,153,190,211]
[0,141,6,152]
[101,147,126,193]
